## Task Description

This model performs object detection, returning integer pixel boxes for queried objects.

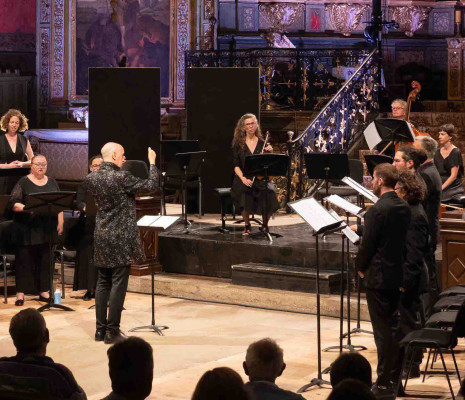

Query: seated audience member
[0,308,86,399]
[101,337,153,400]
[330,353,372,388]
[243,338,304,400]
[327,379,376,400]
[192,367,250,400]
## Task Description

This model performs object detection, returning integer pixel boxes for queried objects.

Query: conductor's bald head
[101,142,126,168]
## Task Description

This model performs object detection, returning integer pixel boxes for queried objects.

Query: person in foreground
[330,352,372,388]
[192,367,250,400]
[231,113,279,235]
[327,379,376,400]
[242,338,304,400]
[0,308,86,399]
[434,123,464,202]
[85,143,159,344]
[355,163,411,399]
[101,337,153,400]
[9,154,63,306]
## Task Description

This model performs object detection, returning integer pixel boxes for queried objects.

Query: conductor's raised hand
[148,147,156,165]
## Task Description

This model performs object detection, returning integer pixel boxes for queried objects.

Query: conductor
[85,143,159,344]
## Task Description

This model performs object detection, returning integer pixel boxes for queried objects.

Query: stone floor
[0,290,461,400]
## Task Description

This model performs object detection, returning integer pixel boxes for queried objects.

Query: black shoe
[83,290,93,301]
[15,298,24,306]
[396,384,406,397]
[95,329,106,342]
[104,330,128,345]
[402,365,421,379]
[38,294,50,302]
[371,384,396,400]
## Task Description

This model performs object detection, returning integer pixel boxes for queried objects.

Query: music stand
[25,191,76,312]
[243,154,289,242]
[364,154,393,177]
[304,153,350,199]
[174,151,206,232]
[130,215,179,335]
[363,119,415,153]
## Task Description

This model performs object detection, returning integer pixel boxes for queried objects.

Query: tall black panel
[186,67,260,213]
[88,68,160,163]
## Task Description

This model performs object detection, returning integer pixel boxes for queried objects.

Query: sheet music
[290,197,341,234]
[325,194,363,216]
[328,210,360,244]
[137,215,179,230]
[342,176,378,203]
[364,121,382,150]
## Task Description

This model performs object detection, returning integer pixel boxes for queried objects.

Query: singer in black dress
[231,113,279,235]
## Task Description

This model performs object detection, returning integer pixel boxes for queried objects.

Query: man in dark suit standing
[414,136,442,314]
[356,163,411,399]
[85,142,159,344]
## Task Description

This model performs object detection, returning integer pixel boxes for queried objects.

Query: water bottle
[54,288,62,305]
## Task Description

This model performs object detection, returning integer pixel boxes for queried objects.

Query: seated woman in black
[433,123,464,202]
[73,155,103,301]
[9,154,63,306]
[231,113,279,235]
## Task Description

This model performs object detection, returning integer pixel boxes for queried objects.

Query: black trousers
[366,289,401,386]
[15,244,50,294]
[95,265,130,332]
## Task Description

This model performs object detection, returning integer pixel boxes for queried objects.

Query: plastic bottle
[54,288,62,305]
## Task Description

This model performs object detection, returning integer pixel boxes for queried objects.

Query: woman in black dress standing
[231,113,279,235]
[9,154,63,306]
[73,155,103,300]
[0,109,34,194]
[433,124,464,202]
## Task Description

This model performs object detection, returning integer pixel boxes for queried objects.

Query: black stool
[214,188,232,234]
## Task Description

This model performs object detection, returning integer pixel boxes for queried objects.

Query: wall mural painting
[76,0,170,97]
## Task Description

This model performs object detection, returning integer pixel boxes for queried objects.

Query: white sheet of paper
[137,215,179,230]
[364,121,382,150]
[325,194,362,216]
[290,197,339,233]
[342,176,378,203]
[328,209,360,244]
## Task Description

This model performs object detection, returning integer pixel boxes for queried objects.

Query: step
[232,263,343,294]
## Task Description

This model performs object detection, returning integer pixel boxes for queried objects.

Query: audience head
[89,155,103,172]
[396,170,426,206]
[330,353,372,387]
[30,154,48,178]
[414,136,438,160]
[101,142,126,167]
[243,338,285,383]
[107,337,154,400]
[327,379,376,400]
[391,99,407,119]
[9,308,49,356]
[438,124,456,146]
[232,113,262,149]
[0,109,28,134]
[372,163,398,195]
[393,145,426,171]
[192,367,250,400]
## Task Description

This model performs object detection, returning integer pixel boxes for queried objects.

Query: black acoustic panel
[186,67,259,213]
[88,68,160,164]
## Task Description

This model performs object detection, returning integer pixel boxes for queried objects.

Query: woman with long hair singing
[231,113,279,236]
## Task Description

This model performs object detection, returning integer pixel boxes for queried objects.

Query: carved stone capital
[447,38,465,49]
[259,2,305,31]
[391,6,431,37]
[325,3,369,37]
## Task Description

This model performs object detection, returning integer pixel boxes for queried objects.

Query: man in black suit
[356,163,411,399]
[414,136,442,313]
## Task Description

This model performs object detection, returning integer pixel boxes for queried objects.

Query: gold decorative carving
[325,4,369,37]
[391,6,431,37]
[51,0,65,100]
[259,3,305,32]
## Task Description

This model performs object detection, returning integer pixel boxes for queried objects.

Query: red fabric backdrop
[0,0,36,34]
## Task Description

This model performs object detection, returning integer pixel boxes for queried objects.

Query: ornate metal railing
[283,48,380,203]
[185,48,371,111]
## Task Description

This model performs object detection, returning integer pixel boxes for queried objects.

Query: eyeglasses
[32,162,47,167]
[392,107,404,111]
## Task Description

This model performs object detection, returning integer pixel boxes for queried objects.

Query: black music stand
[364,154,393,177]
[129,215,179,335]
[364,119,415,154]
[174,151,206,232]
[25,191,76,312]
[243,154,289,242]
[304,153,350,199]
